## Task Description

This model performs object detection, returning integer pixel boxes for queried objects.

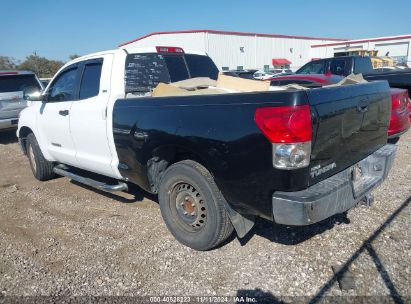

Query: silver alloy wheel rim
[173,183,207,230]
[29,144,37,173]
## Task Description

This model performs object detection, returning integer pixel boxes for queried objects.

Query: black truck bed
[112,81,391,220]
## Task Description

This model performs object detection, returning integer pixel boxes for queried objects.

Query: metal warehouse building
[119,30,411,71]
[118,30,345,71]
[311,34,411,67]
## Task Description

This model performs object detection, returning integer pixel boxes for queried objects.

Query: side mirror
[23,87,43,102]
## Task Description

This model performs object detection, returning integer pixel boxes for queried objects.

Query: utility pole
[33,50,39,76]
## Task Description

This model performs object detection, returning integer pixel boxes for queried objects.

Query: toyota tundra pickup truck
[17,47,397,250]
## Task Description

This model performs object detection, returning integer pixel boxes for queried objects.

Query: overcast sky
[2,0,410,61]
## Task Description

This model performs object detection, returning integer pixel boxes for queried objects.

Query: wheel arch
[18,125,53,161]
[147,144,212,194]
[148,146,255,239]
[18,126,34,154]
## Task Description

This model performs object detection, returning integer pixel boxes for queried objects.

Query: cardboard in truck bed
[152,83,225,97]
[170,77,218,90]
[216,74,270,92]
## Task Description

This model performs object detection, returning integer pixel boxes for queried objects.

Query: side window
[329,59,347,76]
[355,58,373,73]
[79,61,103,99]
[48,66,78,102]
[297,61,325,74]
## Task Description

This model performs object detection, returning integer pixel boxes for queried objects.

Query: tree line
[0,54,80,78]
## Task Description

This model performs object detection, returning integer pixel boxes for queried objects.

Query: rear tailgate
[0,92,27,120]
[307,80,391,185]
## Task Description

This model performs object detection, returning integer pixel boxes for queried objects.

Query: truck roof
[70,47,208,63]
[312,55,365,62]
[59,47,209,76]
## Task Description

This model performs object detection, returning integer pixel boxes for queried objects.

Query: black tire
[26,133,55,181]
[158,160,233,250]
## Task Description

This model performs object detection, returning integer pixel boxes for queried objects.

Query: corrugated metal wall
[206,33,257,70]
[253,37,334,70]
[123,32,340,70]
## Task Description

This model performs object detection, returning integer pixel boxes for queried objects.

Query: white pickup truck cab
[19,49,124,179]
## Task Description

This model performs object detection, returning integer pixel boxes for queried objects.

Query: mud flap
[222,200,255,238]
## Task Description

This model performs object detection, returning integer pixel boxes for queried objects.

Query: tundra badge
[310,162,337,178]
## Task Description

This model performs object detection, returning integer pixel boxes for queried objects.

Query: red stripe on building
[311,35,411,48]
[119,29,347,47]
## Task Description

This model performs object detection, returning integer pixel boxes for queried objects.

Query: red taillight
[0,72,18,75]
[156,46,184,54]
[254,105,312,143]
[388,90,411,136]
[391,92,407,113]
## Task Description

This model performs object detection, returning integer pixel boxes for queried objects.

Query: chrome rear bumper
[272,144,397,225]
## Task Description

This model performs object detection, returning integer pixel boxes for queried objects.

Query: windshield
[297,61,325,74]
[0,74,41,93]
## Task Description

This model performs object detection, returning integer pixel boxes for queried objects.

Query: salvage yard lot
[0,130,410,301]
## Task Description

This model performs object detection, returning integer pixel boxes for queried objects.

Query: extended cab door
[69,55,116,177]
[37,63,80,165]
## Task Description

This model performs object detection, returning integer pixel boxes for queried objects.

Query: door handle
[59,110,69,116]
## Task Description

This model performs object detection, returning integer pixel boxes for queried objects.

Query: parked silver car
[0,71,43,131]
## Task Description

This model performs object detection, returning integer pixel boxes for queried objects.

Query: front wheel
[158,160,233,250]
[26,133,55,181]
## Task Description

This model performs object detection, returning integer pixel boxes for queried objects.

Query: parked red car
[268,74,343,87]
[267,74,411,142]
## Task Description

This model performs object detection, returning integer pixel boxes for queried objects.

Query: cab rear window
[125,53,170,93]
[124,53,219,94]
[163,55,189,82]
[185,54,219,80]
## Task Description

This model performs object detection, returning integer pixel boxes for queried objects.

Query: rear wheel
[158,160,233,250]
[26,133,55,181]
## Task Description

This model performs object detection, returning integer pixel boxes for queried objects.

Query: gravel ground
[0,129,410,303]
